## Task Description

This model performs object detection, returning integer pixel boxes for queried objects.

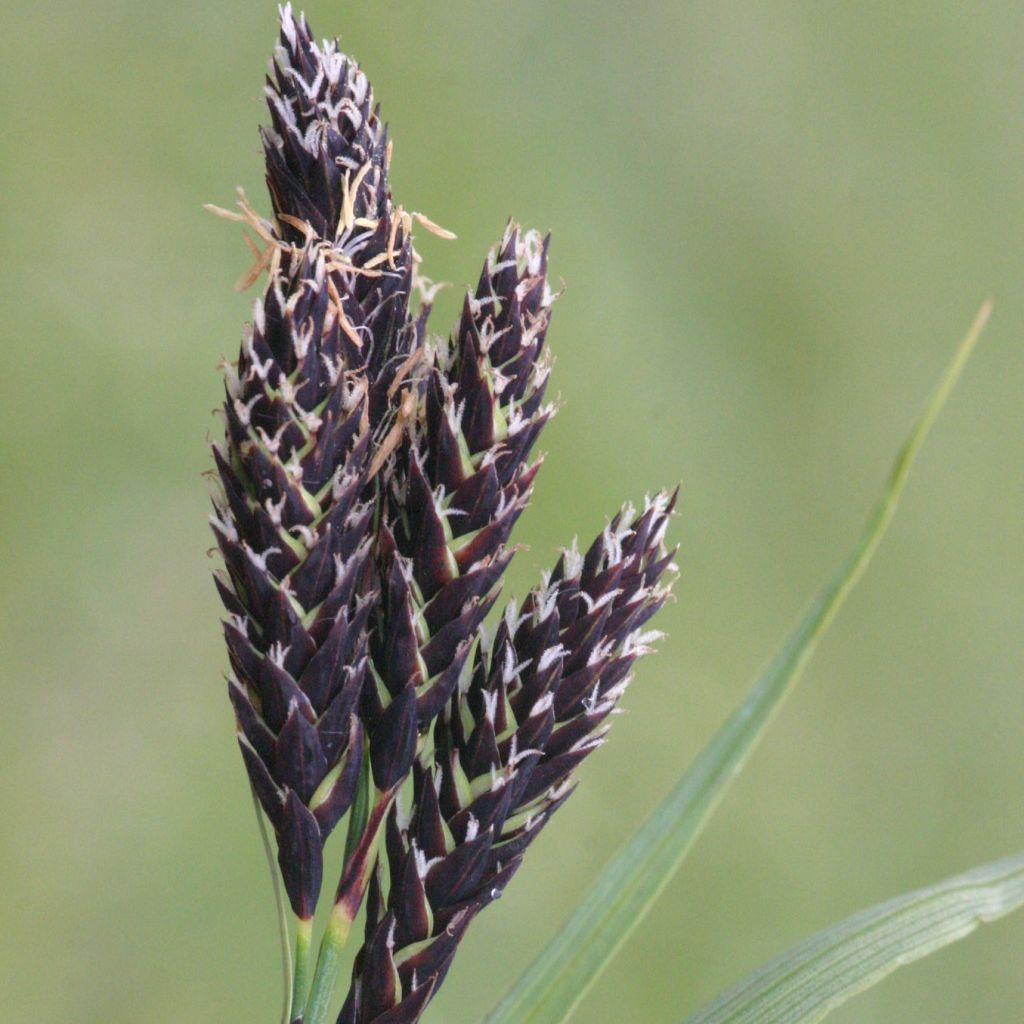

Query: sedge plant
[207,8,1021,1024]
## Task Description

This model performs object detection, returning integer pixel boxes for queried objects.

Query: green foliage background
[1,2,1021,1021]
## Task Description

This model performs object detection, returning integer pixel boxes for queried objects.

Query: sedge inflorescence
[209,6,677,1022]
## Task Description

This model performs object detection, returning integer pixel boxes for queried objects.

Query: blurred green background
[2,1,1022,1021]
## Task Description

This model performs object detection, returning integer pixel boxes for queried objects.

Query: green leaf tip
[683,850,1024,1024]
[481,302,990,1024]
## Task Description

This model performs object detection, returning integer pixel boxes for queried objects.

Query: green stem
[291,915,314,1022]
[303,903,357,1024]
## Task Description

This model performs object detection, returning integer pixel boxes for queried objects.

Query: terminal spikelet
[264,3,420,419]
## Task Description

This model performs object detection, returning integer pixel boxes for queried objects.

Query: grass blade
[481,301,991,1024]
[683,852,1024,1024]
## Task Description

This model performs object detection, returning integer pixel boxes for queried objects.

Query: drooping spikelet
[337,495,677,1023]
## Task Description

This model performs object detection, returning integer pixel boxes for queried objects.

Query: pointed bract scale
[274,700,331,803]
[360,908,414,1021]
[313,715,366,835]
[277,790,325,920]
[369,683,419,791]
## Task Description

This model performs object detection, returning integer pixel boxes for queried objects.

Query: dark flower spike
[212,242,379,923]
[214,2,446,936]
[213,9,676,1022]
[365,224,558,787]
[336,494,678,1023]
[213,11,479,1020]
[422,221,555,502]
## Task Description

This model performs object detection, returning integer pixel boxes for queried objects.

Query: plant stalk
[302,903,357,1024]
[291,915,314,1023]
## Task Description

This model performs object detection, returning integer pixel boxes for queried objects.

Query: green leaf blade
[683,852,1024,1024]
[481,302,991,1024]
